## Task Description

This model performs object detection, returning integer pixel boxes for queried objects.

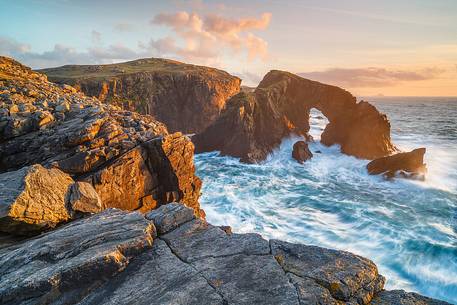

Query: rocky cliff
[0,203,449,305]
[0,56,202,234]
[39,58,241,133]
[193,70,396,163]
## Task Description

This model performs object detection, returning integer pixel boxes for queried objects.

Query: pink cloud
[150,11,271,62]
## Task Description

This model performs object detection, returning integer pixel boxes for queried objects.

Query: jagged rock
[270,239,385,304]
[0,164,74,234]
[0,209,155,305]
[145,202,195,234]
[371,290,452,305]
[39,58,241,133]
[292,141,313,163]
[0,56,202,218]
[193,70,396,163]
[69,181,102,213]
[367,148,427,179]
[0,204,449,305]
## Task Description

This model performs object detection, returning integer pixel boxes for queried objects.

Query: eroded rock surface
[39,58,241,133]
[0,56,202,220]
[0,164,74,234]
[367,148,427,179]
[193,70,395,163]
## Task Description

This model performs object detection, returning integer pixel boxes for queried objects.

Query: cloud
[299,67,445,88]
[114,23,135,32]
[0,36,141,68]
[91,30,102,44]
[0,37,31,54]
[149,11,271,63]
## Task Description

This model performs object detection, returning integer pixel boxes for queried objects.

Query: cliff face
[39,58,241,133]
[0,56,202,233]
[193,70,396,163]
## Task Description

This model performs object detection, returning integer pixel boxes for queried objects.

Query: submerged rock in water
[292,141,313,163]
[0,164,74,234]
[0,203,449,305]
[193,70,395,163]
[367,148,427,180]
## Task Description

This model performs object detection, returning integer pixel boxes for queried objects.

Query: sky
[1,0,456,96]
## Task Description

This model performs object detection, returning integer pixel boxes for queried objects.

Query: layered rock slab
[0,209,155,305]
[0,203,450,305]
[194,70,395,163]
[39,57,241,133]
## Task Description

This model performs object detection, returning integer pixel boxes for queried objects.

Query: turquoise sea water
[194,97,457,304]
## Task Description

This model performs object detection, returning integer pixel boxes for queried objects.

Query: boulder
[69,181,102,213]
[39,58,241,134]
[145,202,195,234]
[366,148,427,179]
[0,164,74,234]
[194,70,395,163]
[292,141,313,163]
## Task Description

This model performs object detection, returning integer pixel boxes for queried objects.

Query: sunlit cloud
[299,67,446,88]
[149,11,271,63]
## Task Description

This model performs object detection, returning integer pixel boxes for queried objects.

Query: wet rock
[145,202,195,234]
[367,148,427,179]
[194,70,395,163]
[270,239,385,304]
[371,290,452,305]
[0,209,155,305]
[292,141,313,163]
[40,58,241,133]
[69,181,102,213]
[0,164,74,234]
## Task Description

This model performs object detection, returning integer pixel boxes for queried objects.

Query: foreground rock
[292,141,313,163]
[39,58,241,133]
[367,148,427,179]
[0,56,202,229]
[0,209,155,305]
[193,70,396,163]
[0,203,449,305]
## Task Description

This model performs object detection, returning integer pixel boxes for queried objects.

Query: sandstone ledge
[0,203,449,305]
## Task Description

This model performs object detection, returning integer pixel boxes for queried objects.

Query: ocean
[194,97,457,304]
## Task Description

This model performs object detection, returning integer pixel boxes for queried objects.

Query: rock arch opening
[194,70,396,163]
[308,108,329,142]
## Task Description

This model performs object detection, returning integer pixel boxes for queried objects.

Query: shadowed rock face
[367,148,427,179]
[39,58,241,133]
[0,204,449,305]
[292,141,313,164]
[0,56,202,226]
[193,70,396,163]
